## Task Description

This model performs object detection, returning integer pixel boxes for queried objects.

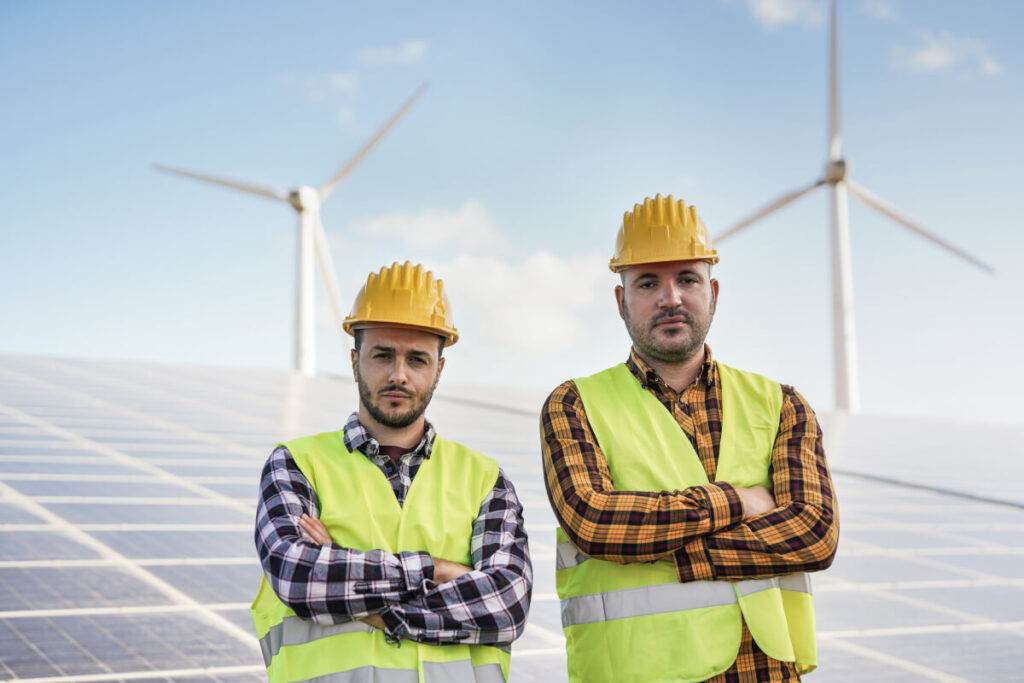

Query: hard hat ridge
[610,193,719,272]
[343,261,459,346]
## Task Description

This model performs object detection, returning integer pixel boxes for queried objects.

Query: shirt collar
[342,411,435,460]
[625,344,717,392]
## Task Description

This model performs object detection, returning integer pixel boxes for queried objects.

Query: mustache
[378,384,415,398]
[651,309,692,325]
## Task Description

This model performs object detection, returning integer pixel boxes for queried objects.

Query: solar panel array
[1,355,1022,682]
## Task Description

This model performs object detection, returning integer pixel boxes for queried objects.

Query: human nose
[387,358,409,385]
[656,281,684,308]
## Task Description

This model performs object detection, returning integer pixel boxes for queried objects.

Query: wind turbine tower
[155,84,428,376]
[714,0,993,413]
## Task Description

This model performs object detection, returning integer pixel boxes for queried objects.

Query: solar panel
[1,354,1022,681]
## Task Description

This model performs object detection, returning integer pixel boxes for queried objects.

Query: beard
[357,373,439,429]
[623,300,713,364]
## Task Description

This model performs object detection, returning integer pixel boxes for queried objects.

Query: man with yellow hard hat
[253,261,532,682]
[542,195,839,682]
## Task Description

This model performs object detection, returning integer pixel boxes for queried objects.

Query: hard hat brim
[609,254,720,273]
[343,319,458,347]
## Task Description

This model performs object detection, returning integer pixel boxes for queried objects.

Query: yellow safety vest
[251,431,511,682]
[556,362,817,682]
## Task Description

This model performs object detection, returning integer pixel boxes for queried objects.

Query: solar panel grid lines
[836,540,993,580]
[0,479,259,650]
[8,664,265,683]
[820,620,1024,640]
[0,603,251,620]
[0,368,261,459]
[1,524,251,532]
[817,577,1024,592]
[0,405,254,517]
[39,360,283,439]
[822,638,971,683]
[0,559,256,570]
[107,360,297,416]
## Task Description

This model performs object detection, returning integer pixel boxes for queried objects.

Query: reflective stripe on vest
[561,573,813,627]
[305,662,505,683]
[556,540,814,599]
[260,618,373,667]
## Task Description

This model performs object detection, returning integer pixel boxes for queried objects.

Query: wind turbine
[714,0,993,413]
[154,83,428,377]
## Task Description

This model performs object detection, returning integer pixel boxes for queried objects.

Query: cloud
[357,40,429,66]
[304,72,359,104]
[334,201,628,387]
[733,0,825,29]
[351,201,511,255]
[336,106,355,128]
[893,31,1003,77]
[437,251,612,352]
[299,73,361,130]
[298,41,427,132]
[862,0,896,22]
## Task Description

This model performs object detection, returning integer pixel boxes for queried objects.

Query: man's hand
[298,513,332,545]
[433,558,474,583]
[296,516,388,632]
[299,513,472,584]
[735,486,776,518]
[360,613,387,630]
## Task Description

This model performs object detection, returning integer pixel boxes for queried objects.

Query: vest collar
[341,411,436,462]
[626,344,718,396]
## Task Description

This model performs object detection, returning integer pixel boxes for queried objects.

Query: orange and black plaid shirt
[540,346,839,683]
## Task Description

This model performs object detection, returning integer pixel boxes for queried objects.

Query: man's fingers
[297,514,332,545]
[434,557,475,583]
[360,614,386,630]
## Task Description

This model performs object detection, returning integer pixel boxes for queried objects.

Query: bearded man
[253,261,532,683]
[541,195,838,682]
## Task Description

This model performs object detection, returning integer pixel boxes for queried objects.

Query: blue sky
[2,0,1022,422]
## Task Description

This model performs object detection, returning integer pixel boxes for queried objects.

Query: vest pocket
[734,580,797,662]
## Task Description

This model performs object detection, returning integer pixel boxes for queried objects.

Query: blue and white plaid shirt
[254,412,532,645]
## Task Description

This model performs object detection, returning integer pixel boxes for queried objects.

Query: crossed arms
[540,380,838,581]
[255,447,533,645]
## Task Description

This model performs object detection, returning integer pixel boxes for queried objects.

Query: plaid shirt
[541,347,838,682]
[256,412,533,646]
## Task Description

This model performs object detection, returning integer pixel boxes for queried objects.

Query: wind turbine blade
[312,215,347,332]
[319,82,429,201]
[827,0,841,160]
[714,179,826,243]
[152,164,289,203]
[846,179,995,273]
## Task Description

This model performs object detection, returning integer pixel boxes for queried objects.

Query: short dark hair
[619,260,713,284]
[353,328,445,357]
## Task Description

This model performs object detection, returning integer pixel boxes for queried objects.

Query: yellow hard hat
[343,261,459,347]
[609,194,719,272]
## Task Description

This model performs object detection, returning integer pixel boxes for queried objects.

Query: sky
[2,0,1022,423]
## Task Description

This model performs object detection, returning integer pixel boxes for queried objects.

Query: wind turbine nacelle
[825,159,848,184]
[288,186,320,212]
